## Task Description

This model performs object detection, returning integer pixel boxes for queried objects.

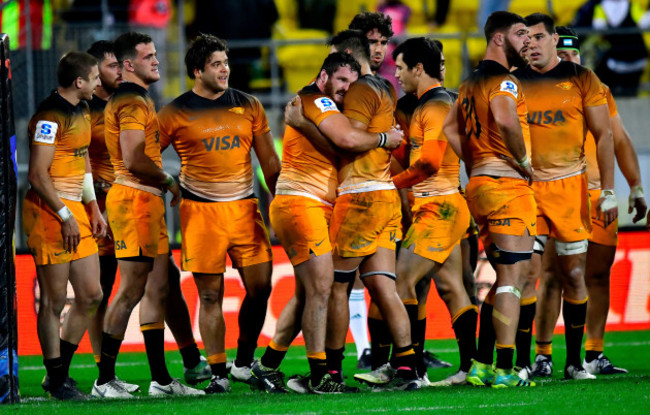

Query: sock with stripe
[179,341,202,369]
[563,297,588,367]
[141,323,172,385]
[326,347,345,382]
[585,338,604,363]
[452,305,478,372]
[260,340,288,370]
[535,340,552,358]
[495,343,515,370]
[515,298,536,368]
[207,353,228,378]
[307,351,328,386]
[392,345,417,377]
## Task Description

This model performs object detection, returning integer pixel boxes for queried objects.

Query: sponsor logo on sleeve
[34,121,58,144]
[499,80,518,98]
[314,97,338,113]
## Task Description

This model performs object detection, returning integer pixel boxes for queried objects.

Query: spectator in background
[190,0,278,92]
[592,0,650,96]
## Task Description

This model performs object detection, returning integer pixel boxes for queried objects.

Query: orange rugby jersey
[392,93,418,167]
[88,95,115,184]
[276,83,339,204]
[105,82,162,194]
[393,86,460,196]
[457,60,530,178]
[584,84,617,190]
[514,61,607,182]
[158,89,270,201]
[28,91,91,201]
[339,74,397,194]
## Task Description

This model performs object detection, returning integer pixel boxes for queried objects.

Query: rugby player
[158,34,279,393]
[513,13,618,381]
[522,26,645,377]
[85,40,209,390]
[24,51,105,400]
[348,11,395,368]
[252,51,401,394]
[443,11,537,388]
[93,32,201,398]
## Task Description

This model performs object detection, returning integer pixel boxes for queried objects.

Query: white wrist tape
[600,189,618,212]
[629,185,644,204]
[517,155,531,169]
[82,172,96,203]
[57,206,73,222]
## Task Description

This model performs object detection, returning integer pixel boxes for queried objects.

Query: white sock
[349,289,370,359]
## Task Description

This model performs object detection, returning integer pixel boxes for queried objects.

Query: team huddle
[23,9,647,400]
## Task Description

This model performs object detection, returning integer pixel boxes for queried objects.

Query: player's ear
[318,69,328,84]
[123,59,134,72]
[193,67,202,79]
[493,32,504,47]
[552,33,559,46]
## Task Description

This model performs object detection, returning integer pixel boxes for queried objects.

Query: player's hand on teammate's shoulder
[384,125,403,150]
[284,96,306,129]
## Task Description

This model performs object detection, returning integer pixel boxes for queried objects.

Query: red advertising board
[15,231,650,356]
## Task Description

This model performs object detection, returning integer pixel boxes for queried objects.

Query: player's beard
[324,79,345,105]
[504,37,527,69]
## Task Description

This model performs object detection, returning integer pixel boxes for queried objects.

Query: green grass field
[11,330,650,414]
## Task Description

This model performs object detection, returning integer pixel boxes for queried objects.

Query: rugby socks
[236,291,269,367]
[260,340,288,370]
[403,299,421,375]
[325,347,345,382]
[535,340,553,358]
[60,339,78,374]
[307,351,328,387]
[393,345,417,378]
[43,357,66,390]
[368,301,392,369]
[141,323,173,385]
[476,302,496,364]
[452,305,479,372]
[178,341,202,370]
[563,296,588,367]
[585,338,604,363]
[207,353,228,378]
[349,289,370,359]
[97,332,123,385]
[414,302,428,362]
[495,343,515,370]
[515,297,537,368]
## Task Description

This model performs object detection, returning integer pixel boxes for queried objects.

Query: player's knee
[487,243,533,265]
[247,281,272,301]
[198,288,222,307]
[76,286,104,311]
[41,291,67,316]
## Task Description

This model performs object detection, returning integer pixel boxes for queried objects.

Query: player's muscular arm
[491,95,533,183]
[586,104,617,226]
[120,129,180,206]
[611,114,647,222]
[253,131,281,196]
[27,144,80,252]
[84,154,107,237]
[444,101,471,177]
[284,100,338,158]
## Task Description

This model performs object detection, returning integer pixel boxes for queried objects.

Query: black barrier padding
[0,33,19,404]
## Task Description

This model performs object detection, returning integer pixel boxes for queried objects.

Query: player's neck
[531,55,560,74]
[416,77,441,98]
[57,86,81,106]
[122,72,150,90]
[94,85,113,101]
[483,47,511,71]
[359,60,373,76]
[192,84,226,100]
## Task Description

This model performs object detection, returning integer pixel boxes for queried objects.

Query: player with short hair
[443,11,537,388]
[514,13,618,381]
[85,40,210,390]
[158,33,280,394]
[24,51,105,400]
[93,32,202,398]
[521,25,646,378]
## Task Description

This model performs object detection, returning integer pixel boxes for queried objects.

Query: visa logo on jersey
[201,136,242,151]
[527,110,566,125]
